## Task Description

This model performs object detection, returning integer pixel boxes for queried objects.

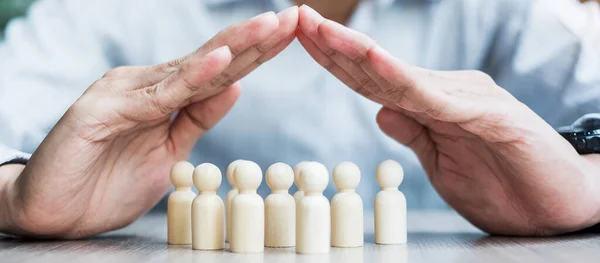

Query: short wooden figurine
[192,163,225,250]
[265,162,296,248]
[167,161,197,245]
[230,161,264,253]
[296,162,330,254]
[331,161,364,247]
[374,160,407,244]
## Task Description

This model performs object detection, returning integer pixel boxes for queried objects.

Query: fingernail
[209,45,231,56]
[251,11,276,20]
[300,4,324,20]
[278,6,298,17]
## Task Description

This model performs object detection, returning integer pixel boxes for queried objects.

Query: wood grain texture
[1,211,599,263]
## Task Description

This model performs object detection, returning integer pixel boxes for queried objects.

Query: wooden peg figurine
[296,162,330,254]
[293,161,309,202]
[265,162,296,248]
[226,159,244,243]
[230,161,264,253]
[331,161,364,248]
[192,163,225,250]
[167,161,197,245]
[375,160,407,244]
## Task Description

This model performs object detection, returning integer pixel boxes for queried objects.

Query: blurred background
[0,0,36,38]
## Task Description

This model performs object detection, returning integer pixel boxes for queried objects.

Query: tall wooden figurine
[226,159,244,243]
[331,161,363,247]
[293,161,309,202]
[296,162,330,254]
[265,162,296,248]
[374,160,407,244]
[230,161,264,253]
[192,163,224,250]
[167,161,196,245]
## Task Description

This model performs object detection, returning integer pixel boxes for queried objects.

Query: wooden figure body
[296,162,330,254]
[167,161,197,245]
[230,161,264,253]
[293,161,309,202]
[226,160,244,243]
[374,160,407,244]
[331,162,363,248]
[265,162,295,248]
[192,163,224,250]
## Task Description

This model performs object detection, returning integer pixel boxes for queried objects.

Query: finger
[128,46,233,120]
[297,24,404,112]
[229,33,296,85]
[169,82,242,155]
[367,46,472,120]
[221,7,299,84]
[143,10,280,90]
[314,18,459,120]
[298,6,391,102]
[296,29,384,105]
[315,19,395,95]
[376,107,437,171]
[207,7,296,88]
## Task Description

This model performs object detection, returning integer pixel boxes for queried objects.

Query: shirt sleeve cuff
[0,145,31,166]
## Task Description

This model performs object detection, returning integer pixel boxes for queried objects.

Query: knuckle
[469,70,495,84]
[103,66,131,78]
[153,96,178,115]
[324,48,337,57]
[387,88,407,104]
[209,72,232,88]
[181,75,200,93]
[358,76,370,86]
[254,43,270,54]
[353,55,367,65]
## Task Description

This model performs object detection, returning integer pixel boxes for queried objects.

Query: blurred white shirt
[1,0,599,209]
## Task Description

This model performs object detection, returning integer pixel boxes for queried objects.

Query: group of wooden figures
[167,159,407,254]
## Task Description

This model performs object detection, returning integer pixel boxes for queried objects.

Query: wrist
[0,164,24,234]
[581,154,600,223]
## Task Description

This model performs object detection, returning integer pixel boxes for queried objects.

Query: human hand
[297,5,600,235]
[0,7,299,238]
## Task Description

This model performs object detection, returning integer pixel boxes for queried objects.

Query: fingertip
[207,45,233,65]
[298,4,324,36]
[229,81,243,98]
[376,107,398,130]
[316,20,336,42]
[275,5,299,34]
[249,11,280,36]
[278,5,299,18]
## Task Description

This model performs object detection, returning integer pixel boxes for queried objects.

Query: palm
[78,118,178,234]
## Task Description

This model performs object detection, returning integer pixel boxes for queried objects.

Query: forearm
[0,163,24,235]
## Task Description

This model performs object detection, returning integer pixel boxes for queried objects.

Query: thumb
[376,107,437,171]
[168,82,242,156]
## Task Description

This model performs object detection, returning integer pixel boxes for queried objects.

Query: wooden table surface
[1,211,599,263]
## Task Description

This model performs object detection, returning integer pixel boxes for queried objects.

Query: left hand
[298,5,600,236]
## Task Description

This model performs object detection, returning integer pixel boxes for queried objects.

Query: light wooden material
[230,161,264,253]
[296,162,330,254]
[265,162,296,248]
[331,162,364,248]
[191,163,224,250]
[293,161,309,202]
[225,160,244,243]
[374,160,407,245]
[3,211,600,263]
[167,161,197,245]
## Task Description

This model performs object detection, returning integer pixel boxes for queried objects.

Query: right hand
[0,7,298,239]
